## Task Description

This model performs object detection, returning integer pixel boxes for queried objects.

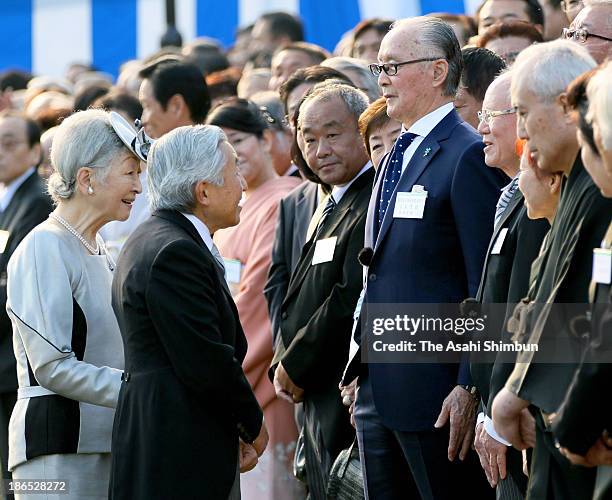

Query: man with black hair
[478,0,545,33]
[138,60,211,139]
[455,47,506,129]
[269,42,330,92]
[251,11,304,53]
[0,112,53,492]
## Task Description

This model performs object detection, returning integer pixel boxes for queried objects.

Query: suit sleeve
[7,231,122,408]
[281,212,366,390]
[146,239,263,442]
[451,140,505,385]
[263,199,289,348]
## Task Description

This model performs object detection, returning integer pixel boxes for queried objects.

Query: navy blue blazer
[344,108,506,432]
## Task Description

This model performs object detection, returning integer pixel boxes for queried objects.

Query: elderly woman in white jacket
[5,109,148,499]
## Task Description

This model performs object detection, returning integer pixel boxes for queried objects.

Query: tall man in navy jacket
[342,17,506,499]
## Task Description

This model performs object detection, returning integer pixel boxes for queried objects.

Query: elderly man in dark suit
[0,112,52,491]
[469,72,549,499]
[342,16,506,499]
[109,125,267,500]
[271,82,373,499]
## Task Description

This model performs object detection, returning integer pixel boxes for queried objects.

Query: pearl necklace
[49,213,100,255]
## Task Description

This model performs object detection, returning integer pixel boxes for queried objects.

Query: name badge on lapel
[592,248,612,285]
[491,228,509,255]
[223,258,242,284]
[312,237,337,265]
[393,185,428,219]
[0,230,10,253]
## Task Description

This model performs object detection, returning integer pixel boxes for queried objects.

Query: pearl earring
[88,185,94,195]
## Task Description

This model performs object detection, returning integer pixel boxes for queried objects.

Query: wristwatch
[460,384,480,400]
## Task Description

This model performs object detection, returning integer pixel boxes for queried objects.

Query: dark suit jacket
[109,210,263,500]
[470,189,550,411]
[0,171,52,394]
[273,168,373,458]
[553,221,612,455]
[264,181,318,347]
[343,109,507,432]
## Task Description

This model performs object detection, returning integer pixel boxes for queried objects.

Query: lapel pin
[423,147,431,157]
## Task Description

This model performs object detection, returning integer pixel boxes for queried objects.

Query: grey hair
[587,61,612,150]
[390,17,463,97]
[511,40,596,103]
[321,57,381,102]
[584,0,612,6]
[48,109,125,204]
[147,125,231,212]
[297,82,369,128]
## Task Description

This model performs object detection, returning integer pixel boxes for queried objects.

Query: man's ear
[167,93,188,118]
[194,180,210,207]
[432,59,449,90]
[558,92,574,124]
[28,143,42,168]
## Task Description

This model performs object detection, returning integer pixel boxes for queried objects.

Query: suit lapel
[284,169,373,303]
[372,110,461,254]
[152,209,234,298]
[374,139,440,252]
[475,189,523,301]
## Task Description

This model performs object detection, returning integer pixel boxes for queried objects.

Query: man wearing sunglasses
[563,0,612,63]
[343,16,506,500]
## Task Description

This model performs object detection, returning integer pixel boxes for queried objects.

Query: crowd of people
[0,0,611,499]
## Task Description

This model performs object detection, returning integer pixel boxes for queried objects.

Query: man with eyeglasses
[342,16,505,500]
[563,0,612,63]
[0,111,52,494]
[471,72,550,500]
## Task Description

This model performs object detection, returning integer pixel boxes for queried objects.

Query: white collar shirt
[0,167,36,212]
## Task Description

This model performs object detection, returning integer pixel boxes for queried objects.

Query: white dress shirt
[180,212,214,252]
[0,166,35,212]
[400,102,455,174]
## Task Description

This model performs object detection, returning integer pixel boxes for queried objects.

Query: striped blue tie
[376,132,418,236]
[494,176,520,229]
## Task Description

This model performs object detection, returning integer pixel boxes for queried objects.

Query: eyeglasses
[560,0,583,13]
[562,27,612,43]
[369,57,443,76]
[477,108,516,125]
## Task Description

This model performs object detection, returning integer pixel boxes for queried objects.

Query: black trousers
[354,376,493,500]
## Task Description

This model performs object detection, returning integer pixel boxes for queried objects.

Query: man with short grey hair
[492,40,611,499]
[110,125,269,499]
[342,16,505,499]
[271,83,374,498]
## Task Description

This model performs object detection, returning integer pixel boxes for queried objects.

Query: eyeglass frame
[477,108,516,125]
[562,27,612,43]
[369,57,444,76]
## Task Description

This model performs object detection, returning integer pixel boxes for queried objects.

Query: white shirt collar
[180,212,214,252]
[0,167,36,212]
[402,102,455,139]
[331,161,372,204]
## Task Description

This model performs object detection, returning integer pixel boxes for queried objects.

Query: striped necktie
[313,195,336,241]
[210,243,226,273]
[494,176,520,229]
[376,132,418,236]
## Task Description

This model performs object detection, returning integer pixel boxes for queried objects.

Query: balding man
[563,0,612,63]
[342,17,505,499]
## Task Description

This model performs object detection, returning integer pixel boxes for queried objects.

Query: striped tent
[0,0,480,78]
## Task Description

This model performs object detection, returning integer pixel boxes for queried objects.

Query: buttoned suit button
[369,274,377,282]
[281,311,288,320]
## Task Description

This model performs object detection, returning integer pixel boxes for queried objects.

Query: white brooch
[423,148,431,157]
